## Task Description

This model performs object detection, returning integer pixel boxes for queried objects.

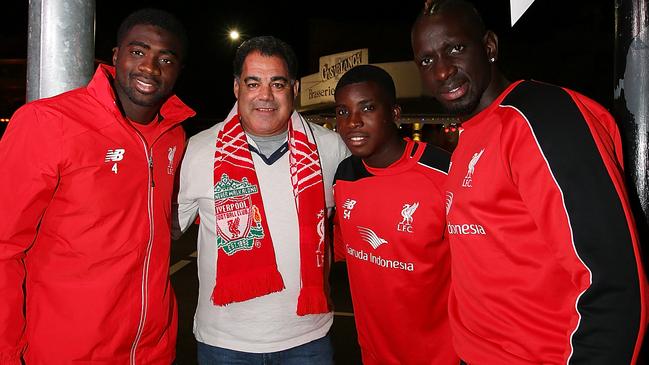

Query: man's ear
[112,47,119,65]
[483,30,499,62]
[233,78,240,100]
[392,104,402,122]
[292,79,300,100]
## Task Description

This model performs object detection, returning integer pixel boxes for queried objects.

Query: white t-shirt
[176,116,349,353]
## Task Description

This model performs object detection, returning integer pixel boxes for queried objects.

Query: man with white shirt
[175,35,349,364]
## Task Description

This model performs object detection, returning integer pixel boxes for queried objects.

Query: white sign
[299,49,369,107]
[319,49,368,81]
[299,61,422,108]
[510,0,535,26]
[300,73,338,107]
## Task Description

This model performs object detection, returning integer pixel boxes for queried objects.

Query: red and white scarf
[212,108,329,315]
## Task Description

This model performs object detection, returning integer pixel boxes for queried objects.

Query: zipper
[129,137,156,365]
[149,155,155,187]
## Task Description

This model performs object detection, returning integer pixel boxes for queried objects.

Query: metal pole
[614,1,649,244]
[613,1,649,359]
[27,0,95,101]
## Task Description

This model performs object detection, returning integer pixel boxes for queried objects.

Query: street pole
[613,0,649,360]
[27,0,95,101]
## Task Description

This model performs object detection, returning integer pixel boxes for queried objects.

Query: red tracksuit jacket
[445,80,647,364]
[0,65,194,364]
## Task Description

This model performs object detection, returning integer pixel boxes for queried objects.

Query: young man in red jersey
[412,1,647,364]
[332,64,458,365]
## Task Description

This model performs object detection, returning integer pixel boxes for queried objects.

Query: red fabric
[332,209,346,262]
[0,65,194,364]
[212,113,329,315]
[129,114,162,146]
[445,81,647,364]
[334,140,458,364]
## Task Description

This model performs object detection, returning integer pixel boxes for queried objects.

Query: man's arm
[0,105,60,363]
[502,82,645,364]
[331,191,346,263]
[330,152,354,263]
[172,137,200,240]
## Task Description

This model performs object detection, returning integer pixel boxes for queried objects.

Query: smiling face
[234,51,299,136]
[112,24,183,123]
[335,81,403,168]
[411,8,497,118]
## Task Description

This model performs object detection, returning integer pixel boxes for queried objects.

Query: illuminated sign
[319,49,368,81]
[300,49,369,108]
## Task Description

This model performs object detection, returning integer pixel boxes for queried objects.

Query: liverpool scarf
[212,109,329,315]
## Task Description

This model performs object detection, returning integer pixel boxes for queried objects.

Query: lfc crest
[214,174,265,255]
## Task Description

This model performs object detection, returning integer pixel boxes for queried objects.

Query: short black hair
[233,36,298,80]
[116,8,188,60]
[417,0,485,36]
[335,65,397,105]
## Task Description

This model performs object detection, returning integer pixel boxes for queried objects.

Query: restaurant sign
[300,49,369,107]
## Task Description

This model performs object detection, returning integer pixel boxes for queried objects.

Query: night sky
[2,1,614,127]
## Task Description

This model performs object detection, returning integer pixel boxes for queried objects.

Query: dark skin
[411,5,510,121]
[112,24,184,124]
[335,81,405,168]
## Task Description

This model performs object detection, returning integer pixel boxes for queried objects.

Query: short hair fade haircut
[334,65,397,105]
[116,8,188,60]
[233,36,299,81]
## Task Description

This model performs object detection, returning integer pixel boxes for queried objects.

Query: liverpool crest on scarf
[214,175,265,255]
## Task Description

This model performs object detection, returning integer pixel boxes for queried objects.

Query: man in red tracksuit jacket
[411,1,647,364]
[0,9,194,364]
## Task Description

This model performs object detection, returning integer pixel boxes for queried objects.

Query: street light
[229,29,240,41]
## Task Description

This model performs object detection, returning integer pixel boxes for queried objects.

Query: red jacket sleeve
[501,89,645,364]
[332,206,346,262]
[0,104,61,363]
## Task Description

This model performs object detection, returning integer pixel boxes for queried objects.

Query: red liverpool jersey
[333,139,458,365]
[445,80,647,364]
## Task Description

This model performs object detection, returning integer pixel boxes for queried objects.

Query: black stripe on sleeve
[419,143,451,174]
[333,155,371,185]
[502,81,641,364]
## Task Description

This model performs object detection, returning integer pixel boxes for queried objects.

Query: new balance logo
[342,199,357,220]
[357,226,387,250]
[105,149,125,162]
[343,199,357,210]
